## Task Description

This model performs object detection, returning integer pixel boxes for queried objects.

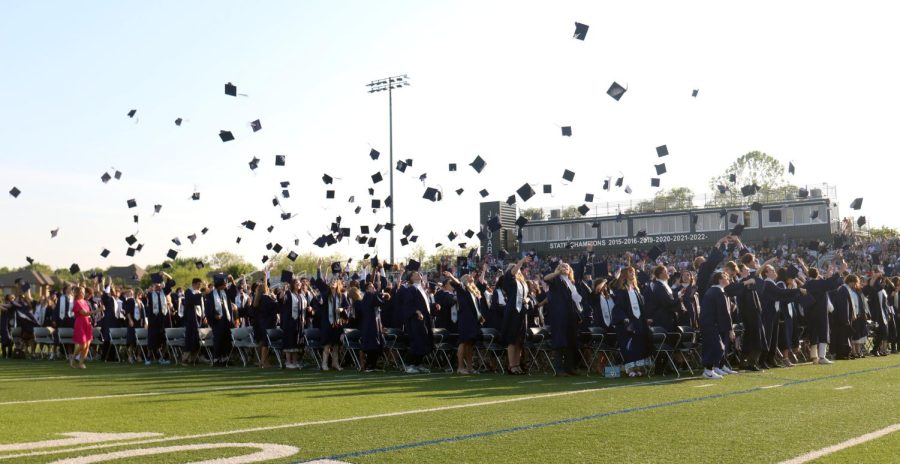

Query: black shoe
[746,365,762,372]
[835,355,851,360]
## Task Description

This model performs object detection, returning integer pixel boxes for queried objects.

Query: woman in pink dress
[71,287,94,369]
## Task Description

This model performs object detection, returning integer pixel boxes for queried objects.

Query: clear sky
[1,0,898,269]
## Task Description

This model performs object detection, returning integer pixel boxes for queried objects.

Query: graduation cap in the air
[287,251,299,262]
[463,229,474,239]
[127,199,137,208]
[788,162,795,175]
[487,216,502,232]
[100,249,110,258]
[50,227,59,238]
[248,157,260,171]
[69,263,81,274]
[541,184,552,195]
[636,230,647,238]
[191,191,200,201]
[573,21,589,40]
[187,233,197,244]
[656,145,669,157]
[125,247,136,257]
[717,184,728,194]
[470,155,487,173]
[150,272,164,284]
[810,210,819,220]
[371,199,381,209]
[517,183,536,202]
[740,185,757,197]
[175,117,183,126]
[368,148,380,160]
[857,216,866,227]
[330,261,342,274]
[729,213,739,223]
[101,172,112,183]
[798,188,809,199]
[692,89,699,97]
[405,158,413,167]
[655,163,667,175]
[768,209,782,222]
[479,189,489,198]
[125,234,138,246]
[396,160,407,173]
[577,204,590,216]
[25,257,34,265]
[648,245,664,261]
[9,187,20,198]
[731,224,745,236]
[454,188,464,196]
[172,237,182,246]
[402,224,414,236]
[282,190,290,199]
[127,109,137,118]
[272,243,283,253]
[275,155,286,166]
[584,193,594,202]
[515,215,529,227]
[602,179,610,191]
[651,178,661,188]
[624,185,632,194]
[447,163,458,172]
[400,237,409,246]
[423,187,442,202]
[267,225,274,233]
[272,197,280,207]
[405,259,421,272]
[313,236,327,248]
[133,215,139,223]
[615,176,624,188]
[371,172,383,184]
[166,249,178,260]
[750,202,762,212]
[152,204,162,215]
[250,119,262,132]
[561,169,576,183]
[787,264,801,279]
[850,198,863,210]
[242,220,256,230]
[506,194,516,205]
[326,190,335,199]
[729,174,737,183]
[607,82,627,101]
[219,130,234,142]
[561,126,572,136]
[224,82,237,96]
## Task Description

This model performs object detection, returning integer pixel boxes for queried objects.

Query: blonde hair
[613,267,638,290]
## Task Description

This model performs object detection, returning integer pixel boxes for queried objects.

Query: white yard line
[693,384,715,388]
[573,381,598,385]
[517,380,542,384]
[0,376,697,461]
[48,442,299,464]
[760,384,783,389]
[834,386,854,390]
[779,423,900,464]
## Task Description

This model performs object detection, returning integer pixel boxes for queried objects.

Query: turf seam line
[303,362,900,462]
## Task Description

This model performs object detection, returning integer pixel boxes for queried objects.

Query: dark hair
[192,278,202,285]
[711,271,728,286]
[808,268,819,279]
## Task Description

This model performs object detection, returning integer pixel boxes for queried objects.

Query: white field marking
[0,375,382,407]
[517,380,542,384]
[0,433,162,452]
[779,423,900,464]
[760,384,783,389]
[835,386,854,390]
[48,442,299,464]
[573,381,598,385]
[693,384,715,388]
[0,376,699,461]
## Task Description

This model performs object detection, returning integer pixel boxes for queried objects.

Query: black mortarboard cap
[187,233,197,244]
[172,237,181,246]
[281,270,293,283]
[517,183,535,202]
[405,158,413,167]
[516,215,529,227]
[405,259,421,272]
[402,224,414,236]
[543,184,552,194]
[275,155,285,166]
[787,264,800,279]
[273,243,283,253]
[470,155,487,173]
[248,156,260,171]
[573,22,589,40]
[717,184,728,194]
[602,179,610,190]
[751,202,762,212]
[655,163,667,175]
[456,188,464,195]
[384,196,392,207]
[250,119,261,132]
[561,126,572,136]
[50,228,59,238]
[651,178,661,188]
[100,249,110,258]
[136,243,144,252]
[810,210,819,220]
[562,169,575,183]
[101,172,111,183]
[69,263,81,274]
[448,231,458,241]
[656,145,668,157]
[127,109,136,118]
[476,231,486,241]
[313,236,327,248]
[857,216,866,227]
[788,162,795,175]
[731,224,745,236]
[371,199,381,209]
[648,245,663,261]
[729,174,737,183]
[768,209,782,222]
[9,187,21,198]
[125,234,138,246]
[692,89,699,97]
[127,199,137,208]
[400,237,409,246]
[219,130,234,142]
[288,251,299,261]
[167,249,178,260]
[162,262,172,269]
[175,118,183,126]
[326,190,335,199]
[729,213,739,223]
[479,189,489,198]
[607,82,627,101]
[423,187,442,202]
[487,216,502,232]
[449,163,457,171]
[577,204,590,216]
[615,176,624,187]
[191,192,200,201]
[126,247,136,257]
[133,215,139,223]
[465,229,475,238]
[719,209,727,218]
[280,181,290,188]
[740,185,756,197]
[798,188,809,199]
[331,262,342,274]
[396,160,407,173]
[361,225,371,234]
[266,225,274,233]
[367,237,377,247]
[369,148,380,160]
[224,82,237,96]
[624,185,632,194]
[371,172,383,184]
[154,204,162,214]
[151,273,163,284]
[243,220,256,230]
[850,198,863,210]
[585,193,594,202]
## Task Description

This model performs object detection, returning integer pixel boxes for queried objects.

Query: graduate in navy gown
[314,262,350,371]
[123,289,144,364]
[802,259,846,364]
[205,275,235,367]
[146,273,174,365]
[251,278,278,369]
[181,278,204,365]
[432,281,458,333]
[733,263,766,370]
[99,277,121,362]
[358,272,389,372]
[444,271,485,375]
[672,272,700,330]
[828,275,862,360]
[863,272,890,356]
[700,271,738,379]
[499,255,532,375]
[544,256,587,376]
[774,267,803,366]
[758,264,803,367]
[397,267,434,374]
[280,276,307,369]
[611,266,652,377]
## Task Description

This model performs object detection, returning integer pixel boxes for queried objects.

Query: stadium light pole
[367,74,410,265]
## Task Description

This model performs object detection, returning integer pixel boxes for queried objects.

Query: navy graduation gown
[803,274,843,344]
[700,286,732,367]
[279,292,305,351]
[398,285,434,357]
[648,280,682,332]
[182,288,203,353]
[737,276,767,354]
[545,275,581,349]
[611,287,651,364]
[433,290,458,332]
[499,271,528,346]
[358,292,386,351]
[760,279,800,352]
[204,289,233,358]
[450,281,483,343]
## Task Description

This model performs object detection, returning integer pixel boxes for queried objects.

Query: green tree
[522,207,544,220]
[708,151,797,206]
[560,206,581,219]
[868,226,899,240]
[627,187,694,213]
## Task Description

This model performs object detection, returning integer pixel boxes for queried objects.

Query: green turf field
[0,357,898,463]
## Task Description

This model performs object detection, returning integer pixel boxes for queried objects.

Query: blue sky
[1,1,898,269]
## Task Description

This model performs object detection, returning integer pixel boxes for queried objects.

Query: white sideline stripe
[517,380,542,384]
[779,423,900,464]
[693,384,714,388]
[0,376,698,461]
[760,384,783,389]
[835,386,853,390]
[0,376,380,406]
[0,433,161,452]
[48,442,299,464]
[573,381,597,385]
